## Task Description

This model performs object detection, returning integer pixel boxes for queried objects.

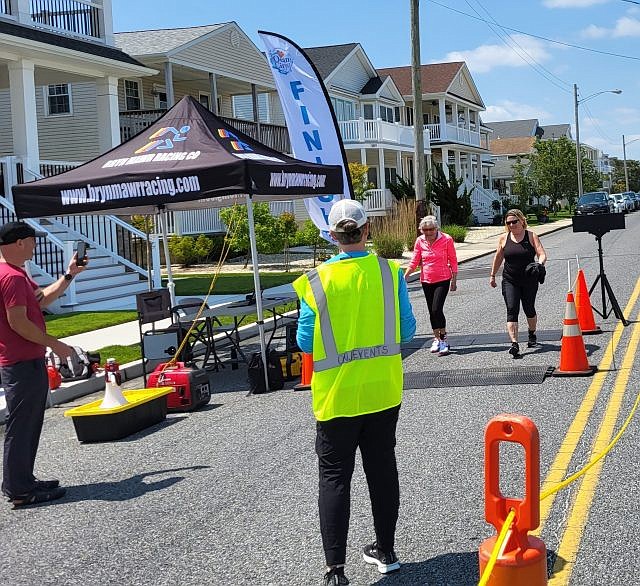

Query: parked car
[609,193,627,214]
[576,191,614,214]
[621,191,636,212]
[632,192,640,210]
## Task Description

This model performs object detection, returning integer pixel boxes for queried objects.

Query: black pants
[501,279,538,322]
[1,358,48,498]
[421,280,450,330]
[315,405,400,566]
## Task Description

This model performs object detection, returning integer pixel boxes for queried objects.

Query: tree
[528,137,576,213]
[348,162,374,201]
[430,164,473,225]
[512,157,533,211]
[611,156,640,192]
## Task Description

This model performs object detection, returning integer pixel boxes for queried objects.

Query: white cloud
[483,100,553,123]
[581,16,640,38]
[437,35,551,74]
[544,0,609,7]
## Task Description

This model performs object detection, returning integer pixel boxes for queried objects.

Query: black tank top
[503,230,535,284]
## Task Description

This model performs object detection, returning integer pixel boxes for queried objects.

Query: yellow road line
[534,276,640,536]
[549,308,640,584]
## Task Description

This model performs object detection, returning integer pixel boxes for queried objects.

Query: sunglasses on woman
[505,219,519,226]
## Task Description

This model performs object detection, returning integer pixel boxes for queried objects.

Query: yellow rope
[541,388,640,500]
[478,508,516,586]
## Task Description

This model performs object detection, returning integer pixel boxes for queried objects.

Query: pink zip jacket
[407,231,458,283]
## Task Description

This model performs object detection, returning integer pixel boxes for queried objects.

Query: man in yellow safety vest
[293,199,416,586]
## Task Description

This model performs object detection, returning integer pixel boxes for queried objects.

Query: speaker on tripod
[572,213,629,326]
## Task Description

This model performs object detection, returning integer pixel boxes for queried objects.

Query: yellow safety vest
[293,254,403,421]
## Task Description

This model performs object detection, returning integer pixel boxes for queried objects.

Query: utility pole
[410,0,426,206]
[623,134,629,192]
[574,83,583,199]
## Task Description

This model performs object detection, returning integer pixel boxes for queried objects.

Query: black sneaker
[527,331,537,348]
[10,486,66,509]
[508,342,520,358]
[34,478,60,490]
[363,542,400,574]
[322,567,349,585]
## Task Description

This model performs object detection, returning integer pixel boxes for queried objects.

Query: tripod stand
[588,234,629,326]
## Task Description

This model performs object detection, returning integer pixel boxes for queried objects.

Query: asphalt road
[1,212,639,586]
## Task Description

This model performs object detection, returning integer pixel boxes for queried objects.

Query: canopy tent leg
[246,194,270,391]
[157,206,176,307]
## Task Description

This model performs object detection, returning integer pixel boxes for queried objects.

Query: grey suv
[576,191,614,214]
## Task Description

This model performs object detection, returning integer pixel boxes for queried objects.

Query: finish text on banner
[259,31,353,242]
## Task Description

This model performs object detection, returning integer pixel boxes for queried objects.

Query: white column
[100,0,115,45]
[438,98,446,141]
[164,62,175,107]
[209,72,218,114]
[8,59,40,176]
[454,149,461,179]
[476,154,482,186]
[378,148,385,189]
[96,76,120,151]
[441,147,449,179]
[360,148,367,165]
[15,0,31,23]
[396,150,401,178]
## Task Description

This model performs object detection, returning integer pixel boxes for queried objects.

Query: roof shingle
[376,62,465,95]
[490,137,536,156]
[302,43,359,79]
[114,24,227,56]
[484,119,539,139]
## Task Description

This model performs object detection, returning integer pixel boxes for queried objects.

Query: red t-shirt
[0,262,46,366]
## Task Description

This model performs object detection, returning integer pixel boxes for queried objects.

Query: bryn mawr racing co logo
[135,126,191,154]
[268,48,294,75]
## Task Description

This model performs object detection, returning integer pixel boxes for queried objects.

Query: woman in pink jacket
[404,215,458,356]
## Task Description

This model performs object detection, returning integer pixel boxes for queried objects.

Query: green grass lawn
[163,271,302,296]
[45,311,137,338]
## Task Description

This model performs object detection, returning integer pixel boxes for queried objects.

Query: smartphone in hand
[76,241,87,266]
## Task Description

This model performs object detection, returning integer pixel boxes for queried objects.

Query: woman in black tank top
[489,209,547,358]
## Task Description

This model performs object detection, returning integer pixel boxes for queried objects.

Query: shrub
[441,224,467,243]
[372,234,404,258]
[168,235,197,267]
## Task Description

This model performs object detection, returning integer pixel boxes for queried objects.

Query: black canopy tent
[13,95,343,388]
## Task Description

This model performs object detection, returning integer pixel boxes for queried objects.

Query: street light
[622,134,640,192]
[574,84,622,198]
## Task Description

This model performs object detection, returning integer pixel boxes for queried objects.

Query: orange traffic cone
[294,352,313,391]
[552,291,596,377]
[574,269,601,334]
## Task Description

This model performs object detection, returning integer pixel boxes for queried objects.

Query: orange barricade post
[478,415,547,585]
[294,352,313,391]
[574,269,601,334]
[553,291,596,377]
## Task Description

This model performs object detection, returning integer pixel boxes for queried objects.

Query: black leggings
[421,280,450,330]
[501,279,538,322]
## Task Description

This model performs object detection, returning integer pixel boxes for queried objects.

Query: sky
[112,0,640,159]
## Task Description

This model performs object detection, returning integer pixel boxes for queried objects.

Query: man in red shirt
[0,221,87,508]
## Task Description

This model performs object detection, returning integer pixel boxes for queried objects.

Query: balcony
[120,109,291,154]
[362,189,393,214]
[338,119,429,150]
[1,0,105,41]
[425,123,482,148]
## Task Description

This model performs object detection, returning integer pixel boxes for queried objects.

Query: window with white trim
[363,103,374,120]
[330,97,355,121]
[231,92,270,122]
[155,91,167,110]
[379,105,394,122]
[45,84,72,116]
[199,92,211,111]
[124,79,142,111]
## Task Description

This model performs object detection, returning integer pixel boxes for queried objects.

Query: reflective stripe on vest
[307,256,400,372]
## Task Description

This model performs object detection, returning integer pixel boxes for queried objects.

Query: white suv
[609,193,626,213]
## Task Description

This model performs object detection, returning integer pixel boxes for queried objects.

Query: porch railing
[29,0,101,40]
[120,109,291,153]
[168,201,295,236]
[363,189,393,213]
[338,119,426,149]
[1,0,13,17]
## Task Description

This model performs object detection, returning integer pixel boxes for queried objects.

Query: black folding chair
[171,297,221,371]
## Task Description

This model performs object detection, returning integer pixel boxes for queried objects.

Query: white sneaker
[430,338,440,353]
[438,341,450,356]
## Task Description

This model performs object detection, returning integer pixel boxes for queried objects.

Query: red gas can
[147,362,210,412]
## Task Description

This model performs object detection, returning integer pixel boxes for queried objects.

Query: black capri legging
[501,279,538,322]
[421,280,450,330]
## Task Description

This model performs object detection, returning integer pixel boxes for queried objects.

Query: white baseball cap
[328,199,368,233]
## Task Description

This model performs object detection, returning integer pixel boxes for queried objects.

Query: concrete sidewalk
[0,217,572,418]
